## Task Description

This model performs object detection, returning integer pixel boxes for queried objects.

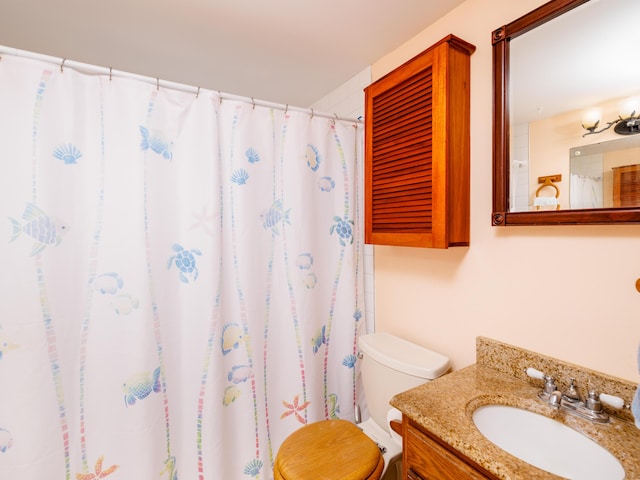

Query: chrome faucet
[548,390,563,409]
[525,368,630,424]
[563,378,581,403]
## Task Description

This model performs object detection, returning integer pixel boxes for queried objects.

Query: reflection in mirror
[492,0,640,225]
[515,95,640,213]
[509,0,640,213]
[570,136,640,209]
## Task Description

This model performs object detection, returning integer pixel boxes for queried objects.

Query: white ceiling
[0,0,465,107]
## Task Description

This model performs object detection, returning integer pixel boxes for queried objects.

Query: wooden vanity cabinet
[403,417,498,480]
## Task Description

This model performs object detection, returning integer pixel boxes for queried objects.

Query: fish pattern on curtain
[0,54,365,480]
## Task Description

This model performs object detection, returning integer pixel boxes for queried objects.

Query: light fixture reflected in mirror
[582,97,640,137]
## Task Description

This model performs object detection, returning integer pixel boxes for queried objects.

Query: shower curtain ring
[251,97,256,110]
[156,78,160,91]
[196,86,200,99]
[109,67,113,81]
[284,104,289,115]
[60,58,66,73]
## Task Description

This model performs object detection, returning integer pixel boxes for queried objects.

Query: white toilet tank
[358,332,450,430]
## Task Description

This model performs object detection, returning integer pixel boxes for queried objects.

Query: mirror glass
[569,136,640,209]
[492,0,640,225]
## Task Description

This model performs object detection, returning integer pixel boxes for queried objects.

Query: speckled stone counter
[390,337,640,480]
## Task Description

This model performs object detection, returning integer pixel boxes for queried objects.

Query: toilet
[273,332,450,480]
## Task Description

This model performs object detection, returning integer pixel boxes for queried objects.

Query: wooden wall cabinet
[612,164,640,207]
[364,35,475,248]
[403,418,498,480]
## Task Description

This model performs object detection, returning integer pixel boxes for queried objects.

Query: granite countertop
[390,338,640,480]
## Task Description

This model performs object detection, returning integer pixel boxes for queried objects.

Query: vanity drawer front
[405,423,491,480]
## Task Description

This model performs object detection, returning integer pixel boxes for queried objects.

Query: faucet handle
[585,390,603,412]
[525,367,546,380]
[525,367,557,394]
[541,375,558,394]
[599,393,630,410]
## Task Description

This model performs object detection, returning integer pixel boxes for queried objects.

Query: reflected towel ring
[535,175,561,210]
[535,179,559,198]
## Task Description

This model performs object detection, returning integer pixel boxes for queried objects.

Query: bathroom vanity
[391,337,640,480]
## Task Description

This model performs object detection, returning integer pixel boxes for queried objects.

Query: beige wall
[371,0,640,381]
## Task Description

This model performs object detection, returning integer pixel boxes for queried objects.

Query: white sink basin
[472,405,624,479]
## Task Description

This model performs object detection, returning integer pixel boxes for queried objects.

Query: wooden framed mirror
[492,0,640,226]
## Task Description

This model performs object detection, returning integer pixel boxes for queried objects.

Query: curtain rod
[0,45,363,125]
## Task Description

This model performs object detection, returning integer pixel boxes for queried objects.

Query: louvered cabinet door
[612,164,640,207]
[365,35,475,248]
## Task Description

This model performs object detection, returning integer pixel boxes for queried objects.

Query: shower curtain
[570,173,603,209]
[0,53,365,479]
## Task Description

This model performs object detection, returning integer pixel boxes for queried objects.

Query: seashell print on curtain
[0,53,365,480]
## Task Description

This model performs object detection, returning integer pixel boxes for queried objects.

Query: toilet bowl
[273,333,449,480]
[357,412,402,480]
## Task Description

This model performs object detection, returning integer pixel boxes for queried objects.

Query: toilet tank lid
[358,332,450,379]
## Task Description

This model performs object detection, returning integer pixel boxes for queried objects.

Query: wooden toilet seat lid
[274,419,384,480]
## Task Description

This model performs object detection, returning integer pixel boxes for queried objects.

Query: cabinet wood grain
[403,418,498,480]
